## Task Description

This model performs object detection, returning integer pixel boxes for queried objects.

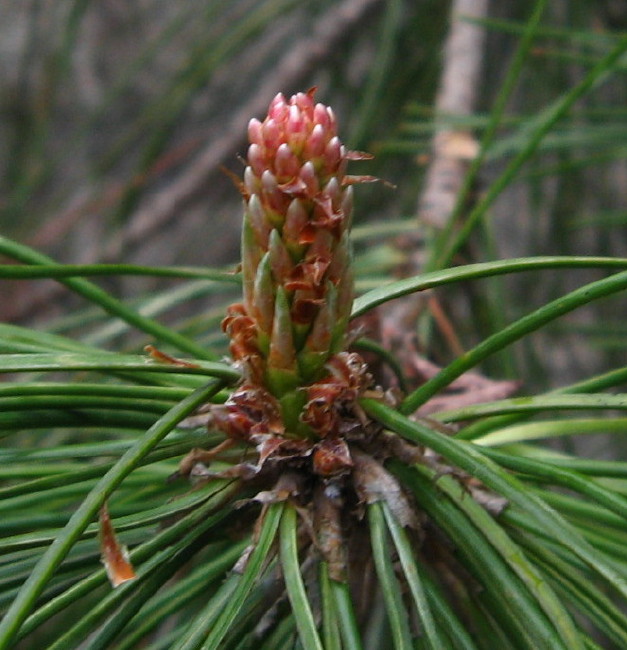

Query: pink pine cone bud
[220,89,374,442]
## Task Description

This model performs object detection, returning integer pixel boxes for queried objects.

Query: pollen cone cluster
[216,89,372,454]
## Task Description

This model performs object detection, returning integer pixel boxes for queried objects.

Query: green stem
[400,269,627,414]
[280,506,324,650]
[0,380,225,649]
[351,256,627,319]
[0,263,239,282]
[361,399,627,601]
[0,235,218,360]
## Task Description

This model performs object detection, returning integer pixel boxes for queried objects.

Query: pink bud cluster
[217,89,372,451]
[241,90,355,269]
[246,90,345,192]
